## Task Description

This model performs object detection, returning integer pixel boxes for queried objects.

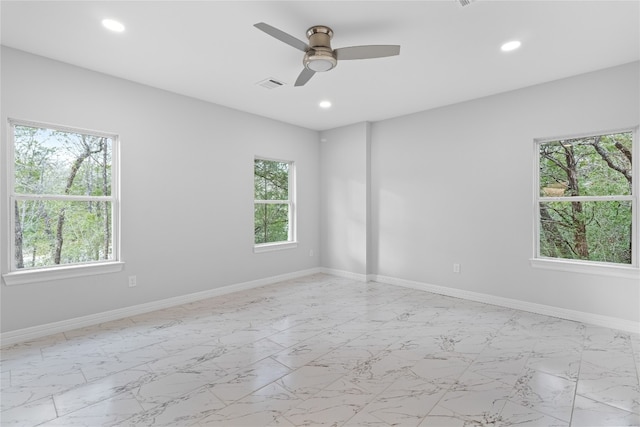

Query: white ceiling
[1,1,638,131]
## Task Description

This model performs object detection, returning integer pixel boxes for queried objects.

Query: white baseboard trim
[4,269,636,346]
[373,274,640,334]
[319,267,369,282]
[1,268,322,347]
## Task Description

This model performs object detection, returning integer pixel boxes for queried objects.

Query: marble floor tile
[132,369,216,410]
[345,350,416,394]
[125,386,225,427]
[407,352,474,385]
[510,368,577,422]
[199,382,302,426]
[419,404,506,427]
[525,350,581,382]
[283,378,373,426]
[571,395,640,426]
[51,366,154,416]
[355,373,447,425]
[342,410,393,426]
[576,367,640,415]
[499,401,568,427]
[42,391,144,426]
[467,350,530,387]
[206,356,292,404]
[277,364,346,399]
[581,349,637,377]
[0,369,10,389]
[0,396,58,427]
[272,335,343,370]
[1,274,638,426]
[431,371,512,420]
[584,326,634,352]
[1,367,87,412]
[208,338,285,371]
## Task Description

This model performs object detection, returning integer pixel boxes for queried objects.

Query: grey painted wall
[1,47,320,332]
[319,123,369,276]
[318,62,639,324]
[2,45,638,334]
[371,61,639,322]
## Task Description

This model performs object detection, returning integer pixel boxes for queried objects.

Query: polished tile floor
[1,274,639,426]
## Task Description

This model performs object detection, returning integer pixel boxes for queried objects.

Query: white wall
[319,123,370,276]
[1,47,320,333]
[371,61,640,323]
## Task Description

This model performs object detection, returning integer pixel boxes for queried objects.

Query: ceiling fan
[254,22,401,87]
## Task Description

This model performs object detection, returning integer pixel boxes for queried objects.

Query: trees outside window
[535,131,635,265]
[254,158,294,246]
[9,120,118,270]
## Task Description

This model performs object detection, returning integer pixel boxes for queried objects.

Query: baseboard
[373,274,640,334]
[0,267,322,347]
[319,267,368,282]
[4,269,636,346]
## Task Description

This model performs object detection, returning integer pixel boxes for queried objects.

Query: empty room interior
[1,1,639,426]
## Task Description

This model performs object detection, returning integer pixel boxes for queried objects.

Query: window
[533,129,637,274]
[4,120,121,284]
[254,157,296,251]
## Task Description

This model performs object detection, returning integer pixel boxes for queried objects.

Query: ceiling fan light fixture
[304,49,337,72]
[307,58,335,72]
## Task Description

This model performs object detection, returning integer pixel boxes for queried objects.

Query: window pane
[539,201,632,264]
[539,132,632,197]
[254,159,289,200]
[14,199,113,269]
[254,203,289,244]
[14,125,112,196]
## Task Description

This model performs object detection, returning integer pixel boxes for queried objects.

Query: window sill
[254,241,298,253]
[530,258,639,279]
[2,261,125,286]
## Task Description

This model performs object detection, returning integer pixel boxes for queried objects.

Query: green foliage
[538,132,633,264]
[254,159,288,200]
[13,125,113,269]
[254,204,289,244]
[540,201,632,263]
[540,133,631,197]
[254,159,290,244]
[15,126,112,196]
[16,200,112,268]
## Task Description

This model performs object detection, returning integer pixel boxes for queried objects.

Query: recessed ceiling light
[102,18,125,33]
[319,100,332,109]
[501,40,521,52]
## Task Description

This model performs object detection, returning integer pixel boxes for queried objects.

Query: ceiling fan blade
[254,22,308,52]
[294,68,316,86]
[335,45,400,60]
[294,67,316,86]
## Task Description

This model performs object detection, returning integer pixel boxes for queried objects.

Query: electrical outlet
[128,276,137,287]
[309,249,314,257]
[453,263,461,273]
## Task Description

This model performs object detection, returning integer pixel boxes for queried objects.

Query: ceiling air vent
[457,0,475,6]
[256,78,286,89]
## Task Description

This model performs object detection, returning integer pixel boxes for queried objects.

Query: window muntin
[9,120,119,271]
[535,131,635,266]
[254,158,295,246]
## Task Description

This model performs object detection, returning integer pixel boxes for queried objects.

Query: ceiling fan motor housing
[304,26,337,72]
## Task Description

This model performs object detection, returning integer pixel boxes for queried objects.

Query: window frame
[253,156,297,253]
[3,119,123,286]
[531,127,639,279]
